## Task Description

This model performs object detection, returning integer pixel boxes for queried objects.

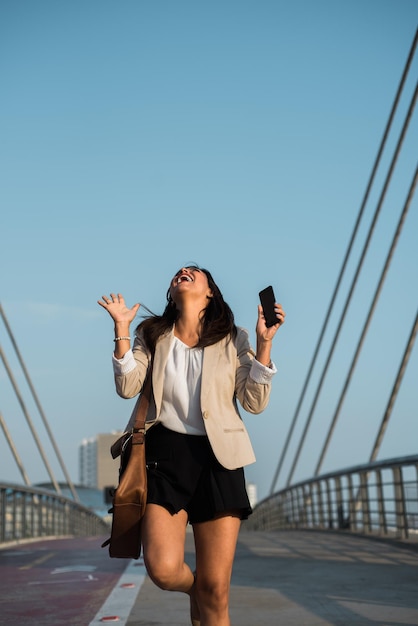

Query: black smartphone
[259,286,277,327]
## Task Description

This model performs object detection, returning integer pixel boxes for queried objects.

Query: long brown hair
[136,265,237,352]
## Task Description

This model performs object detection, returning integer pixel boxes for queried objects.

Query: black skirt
[145,423,252,524]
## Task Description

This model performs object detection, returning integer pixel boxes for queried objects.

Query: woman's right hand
[97,293,140,325]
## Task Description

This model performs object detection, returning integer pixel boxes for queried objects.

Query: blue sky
[1,1,417,501]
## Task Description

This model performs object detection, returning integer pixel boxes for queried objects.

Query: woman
[98,265,285,626]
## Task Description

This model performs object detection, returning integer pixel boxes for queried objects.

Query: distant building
[79,432,123,490]
[246,482,258,508]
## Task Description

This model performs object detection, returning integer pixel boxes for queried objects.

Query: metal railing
[0,483,109,545]
[246,455,418,542]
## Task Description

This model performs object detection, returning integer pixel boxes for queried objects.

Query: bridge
[1,28,418,626]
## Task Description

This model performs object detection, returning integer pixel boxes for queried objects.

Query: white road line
[89,559,147,625]
[28,574,99,585]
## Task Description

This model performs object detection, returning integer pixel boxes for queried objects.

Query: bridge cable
[315,161,418,475]
[369,307,418,464]
[0,411,31,486]
[286,80,418,486]
[269,27,418,493]
[0,343,62,495]
[285,80,418,487]
[0,304,80,501]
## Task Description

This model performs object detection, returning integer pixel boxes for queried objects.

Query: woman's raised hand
[256,303,286,342]
[97,293,140,324]
[255,303,285,367]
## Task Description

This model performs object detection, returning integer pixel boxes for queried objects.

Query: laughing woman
[98,265,285,626]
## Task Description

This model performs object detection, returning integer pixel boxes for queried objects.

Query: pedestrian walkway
[127,529,418,625]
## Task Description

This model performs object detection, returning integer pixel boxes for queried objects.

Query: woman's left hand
[256,303,286,342]
[255,303,285,366]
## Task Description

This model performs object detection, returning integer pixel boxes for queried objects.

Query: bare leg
[141,503,194,593]
[192,513,241,626]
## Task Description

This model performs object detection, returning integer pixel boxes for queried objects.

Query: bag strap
[110,362,153,459]
[131,363,153,445]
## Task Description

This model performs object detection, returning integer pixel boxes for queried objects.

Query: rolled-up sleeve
[250,358,277,383]
[234,328,275,414]
[112,349,137,376]
[113,330,151,398]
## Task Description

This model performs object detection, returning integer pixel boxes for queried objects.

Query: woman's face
[169,266,213,304]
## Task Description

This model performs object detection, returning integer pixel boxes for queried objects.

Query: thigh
[193,513,241,583]
[142,503,188,572]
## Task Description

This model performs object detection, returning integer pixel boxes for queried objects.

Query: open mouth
[177,274,193,284]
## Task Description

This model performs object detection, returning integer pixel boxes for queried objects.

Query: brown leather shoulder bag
[102,370,151,559]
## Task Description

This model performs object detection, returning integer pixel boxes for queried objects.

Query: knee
[144,555,183,591]
[196,577,230,612]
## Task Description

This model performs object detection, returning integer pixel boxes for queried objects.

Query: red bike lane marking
[0,536,129,625]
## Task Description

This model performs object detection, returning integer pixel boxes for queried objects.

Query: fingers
[97,293,125,308]
[274,304,286,326]
[99,293,124,305]
[257,303,286,327]
[97,294,141,321]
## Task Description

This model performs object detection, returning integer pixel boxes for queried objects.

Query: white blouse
[158,336,206,435]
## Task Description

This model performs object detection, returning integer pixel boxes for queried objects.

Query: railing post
[315,481,325,528]
[289,488,296,526]
[0,488,5,542]
[325,479,333,528]
[22,492,27,538]
[297,486,307,526]
[12,491,18,540]
[335,475,349,529]
[32,493,39,537]
[375,469,387,535]
[305,484,314,526]
[359,471,371,533]
[311,483,318,526]
[393,466,408,539]
[413,463,418,531]
[347,474,357,531]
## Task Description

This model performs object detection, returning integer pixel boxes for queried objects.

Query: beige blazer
[116,326,272,470]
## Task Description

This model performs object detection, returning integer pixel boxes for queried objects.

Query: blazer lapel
[152,329,173,416]
[201,338,224,405]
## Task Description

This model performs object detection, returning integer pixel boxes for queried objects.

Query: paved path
[127,529,418,626]
[1,530,418,625]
